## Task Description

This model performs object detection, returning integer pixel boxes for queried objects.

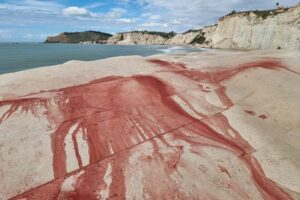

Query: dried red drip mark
[205,113,254,154]
[147,59,293,199]
[259,114,268,120]
[69,160,110,200]
[108,156,126,199]
[48,75,194,185]
[244,155,292,200]
[6,58,296,200]
[165,145,184,170]
[72,124,83,168]
[149,58,297,82]
[0,98,48,124]
[245,110,256,115]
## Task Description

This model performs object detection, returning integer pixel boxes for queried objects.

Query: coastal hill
[107,31,176,45]
[45,31,112,44]
[45,4,300,50]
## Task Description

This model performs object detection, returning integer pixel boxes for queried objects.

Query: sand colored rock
[107,32,167,45]
[166,31,201,45]
[106,4,300,51]
[206,5,300,50]
[0,50,300,199]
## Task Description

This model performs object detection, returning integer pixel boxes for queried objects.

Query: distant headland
[45,4,300,51]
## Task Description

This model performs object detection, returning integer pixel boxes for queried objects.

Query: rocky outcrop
[107,4,299,50]
[107,31,175,45]
[200,4,300,50]
[45,31,112,44]
[107,30,198,45]
[45,4,300,50]
[166,30,201,45]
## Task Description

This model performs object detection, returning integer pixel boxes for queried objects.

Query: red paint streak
[215,86,233,108]
[108,156,126,199]
[259,114,268,120]
[149,59,297,82]
[0,98,48,124]
[69,161,109,199]
[4,58,296,200]
[72,123,83,168]
[203,114,291,200]
[48,75,193,179]
[165,145,184,170]
[245,110,256,115]
[244,155,292,200]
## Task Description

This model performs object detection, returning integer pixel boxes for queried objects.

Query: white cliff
[204,5,300,50]
[107,4,300,51]
[107,32,168,45]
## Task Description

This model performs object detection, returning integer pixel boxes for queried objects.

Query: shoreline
[0,44,205,75]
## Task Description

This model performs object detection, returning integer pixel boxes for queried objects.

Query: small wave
[158,46,188,54]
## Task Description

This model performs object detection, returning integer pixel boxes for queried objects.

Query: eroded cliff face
[44,4,299,50]
[203,5,300,50]
[166,31,201,45]
[107,5,299,50]
[107,31,201,46]
[107,32,167,45]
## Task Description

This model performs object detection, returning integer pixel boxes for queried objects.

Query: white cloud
[106,8,127,18]
[0,0,62,13]
[1,0,299,41]
[62,6,91,17]
[134,0,300,32]
[149,15,161,20]
[116,18,136,24]
[140,22,168,28]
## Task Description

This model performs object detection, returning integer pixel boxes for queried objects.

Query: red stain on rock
[0,97,48,124]
[2,58,296,200]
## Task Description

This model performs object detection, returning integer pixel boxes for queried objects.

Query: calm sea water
[0,43,203,74]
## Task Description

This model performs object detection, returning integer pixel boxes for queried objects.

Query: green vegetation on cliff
[45,31,112,43]
[183,29,201,34]
[129,31,176,39]
[189,34,206,45]
[224,6,290,20]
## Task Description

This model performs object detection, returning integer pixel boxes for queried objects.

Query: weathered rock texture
[199,5,300,50]
[0,50,300,199]
[107,31,175,45]
[165,30,201,45]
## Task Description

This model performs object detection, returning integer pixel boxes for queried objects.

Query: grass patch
[224,7,290,20]
[189,35,206,44]
[129,31,176,39]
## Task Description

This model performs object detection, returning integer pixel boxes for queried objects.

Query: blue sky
[0,0,299,41]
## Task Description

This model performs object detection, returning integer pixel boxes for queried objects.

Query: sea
[0,43,203,75]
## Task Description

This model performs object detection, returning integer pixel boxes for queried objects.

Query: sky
[0,0,299,42]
